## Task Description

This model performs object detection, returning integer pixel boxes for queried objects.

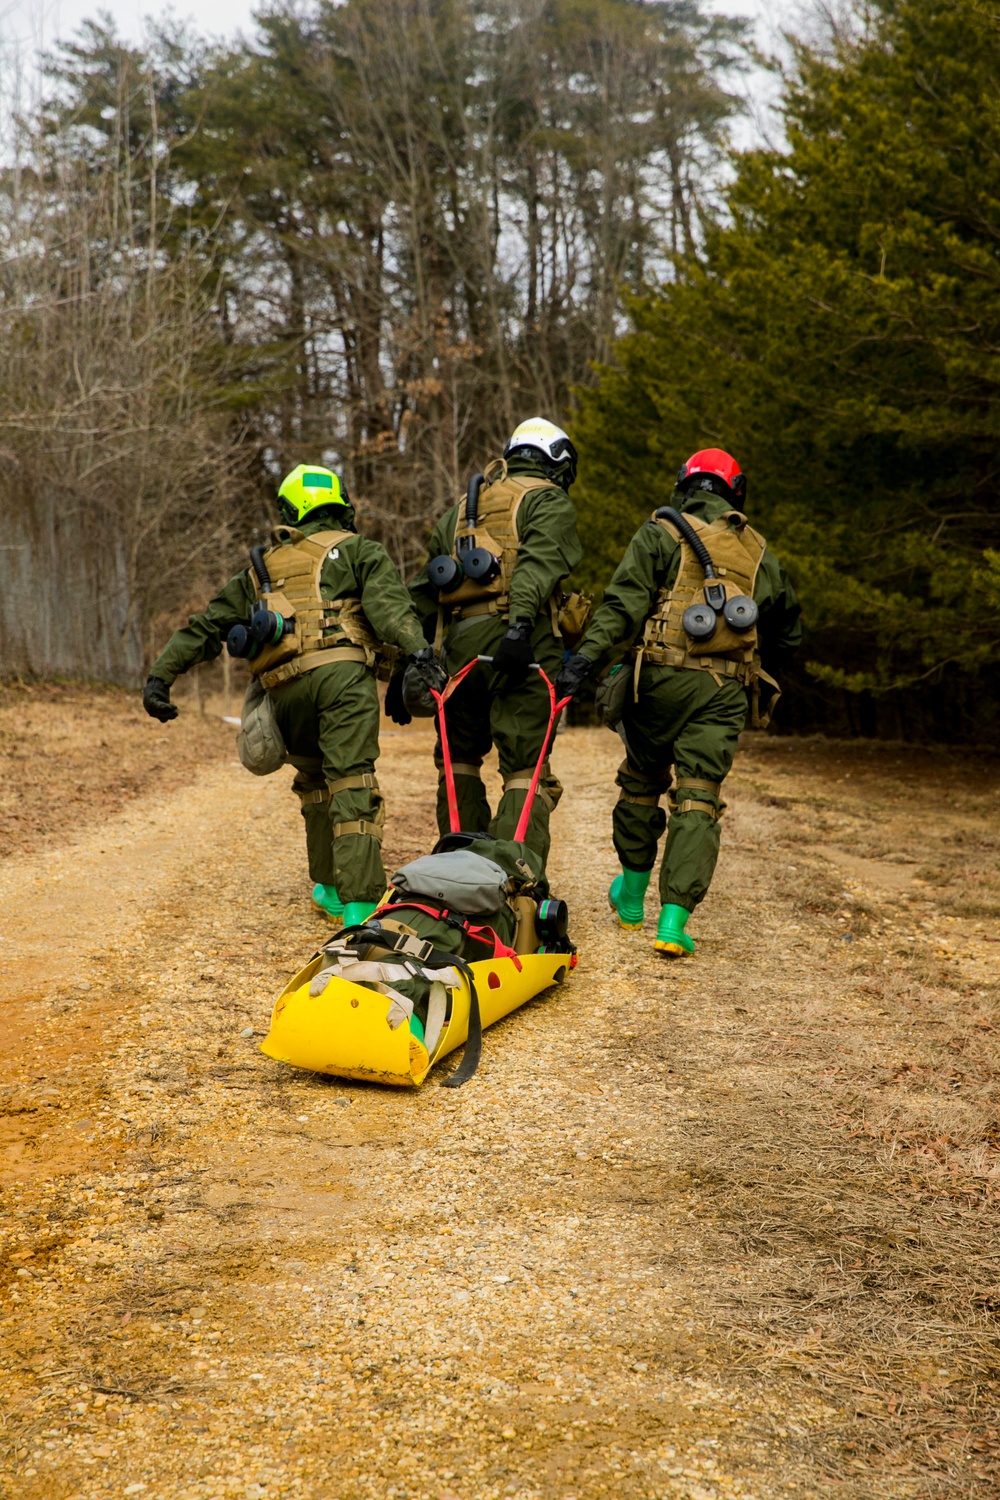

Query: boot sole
[311,901,344,926]
[654,939,693,956]
[617,916,644,931]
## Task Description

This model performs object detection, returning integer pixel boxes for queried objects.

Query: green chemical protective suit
[150,518,426,905]
[408,456,582,866]
[578,489,803,919]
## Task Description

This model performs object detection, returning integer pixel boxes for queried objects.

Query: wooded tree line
[574,0,1000,743]
[0,0,743,680]
[3,0,997,745]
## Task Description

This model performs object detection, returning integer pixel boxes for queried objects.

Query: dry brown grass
[0,676,239,858]
[679,735,1000,1494]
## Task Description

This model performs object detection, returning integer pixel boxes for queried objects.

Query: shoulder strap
[502,475,554,498]
[454,491,469,531]
[711,511,767,567]
[651,509,710,544]
[454,471,543,542]
[481,457,554,500]
[653,509,765,551]
[297,528,354,558]
[744,523,767,554]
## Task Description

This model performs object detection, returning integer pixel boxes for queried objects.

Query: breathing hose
[656,506,717,577]
[465,472,485,529]
[238,544,289,653]
[249,545,272,593]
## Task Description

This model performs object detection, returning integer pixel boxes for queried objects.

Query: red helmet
[677,448,746,505]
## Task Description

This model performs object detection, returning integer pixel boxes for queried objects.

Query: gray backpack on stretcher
[384,837,572,959]
[391,850,509,914]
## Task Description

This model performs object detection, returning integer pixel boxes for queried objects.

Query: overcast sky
[0,0,806,149]
[0,0,804,61]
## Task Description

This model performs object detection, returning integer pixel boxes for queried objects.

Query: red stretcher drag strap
[513,666,572,844]
[432,657,482,835]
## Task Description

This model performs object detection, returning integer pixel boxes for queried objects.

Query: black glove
[408,646,447,695]
[555,654,592,700]
[491,619,534,687]
[384,668,411,726]
[142,675,177,722]
[401,647,447,718]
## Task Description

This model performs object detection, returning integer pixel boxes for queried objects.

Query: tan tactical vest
[249,525,386,691]
[635,509,779,725]
[438,460,552,620]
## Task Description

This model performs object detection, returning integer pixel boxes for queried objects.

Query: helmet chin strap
[681,475,732,502]
[507,446,573,490]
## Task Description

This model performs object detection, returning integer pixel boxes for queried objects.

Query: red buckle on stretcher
[372,899,523,969]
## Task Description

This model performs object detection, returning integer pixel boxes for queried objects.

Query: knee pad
[293,780,330,809]
[501,763,562,813]
[328,773,385,842]
[669,776,726,821]
[615,758,669,807]
[539,773,563,812]
[438,761,484,781]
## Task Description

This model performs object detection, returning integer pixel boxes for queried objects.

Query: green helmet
[277,464,350,525]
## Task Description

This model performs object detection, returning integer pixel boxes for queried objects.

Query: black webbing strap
[439,952,482,1089]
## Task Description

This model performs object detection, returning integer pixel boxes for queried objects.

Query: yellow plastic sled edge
[260,950,572,1087]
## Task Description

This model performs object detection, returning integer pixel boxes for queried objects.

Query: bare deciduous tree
[0,0,746,680]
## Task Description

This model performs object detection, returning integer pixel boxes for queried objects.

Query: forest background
[1,0,997,743]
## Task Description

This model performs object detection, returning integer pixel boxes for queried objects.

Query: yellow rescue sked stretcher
[260,947,573,1088]
[260,649,576,1088]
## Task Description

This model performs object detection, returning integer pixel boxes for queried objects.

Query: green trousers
[268,661,386,904]
[434,614,564,866]
[614,664,748,911]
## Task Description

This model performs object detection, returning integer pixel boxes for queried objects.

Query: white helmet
[503,416,578,488]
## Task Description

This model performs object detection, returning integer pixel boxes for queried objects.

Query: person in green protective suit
[556,448,802,956]
[142,465,441,928]
[401,418,583,867]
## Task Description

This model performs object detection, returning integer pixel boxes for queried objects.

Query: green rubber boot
[655,903,695,957]
[342,900,378,928]
[311,883,344,924]
[608,866,652,930]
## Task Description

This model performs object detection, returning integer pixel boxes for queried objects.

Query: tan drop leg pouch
[236,678,288,776]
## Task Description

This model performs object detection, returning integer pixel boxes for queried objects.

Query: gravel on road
[1,697,998,1500]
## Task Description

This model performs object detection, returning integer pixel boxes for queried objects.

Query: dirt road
[1,683,999,1500]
